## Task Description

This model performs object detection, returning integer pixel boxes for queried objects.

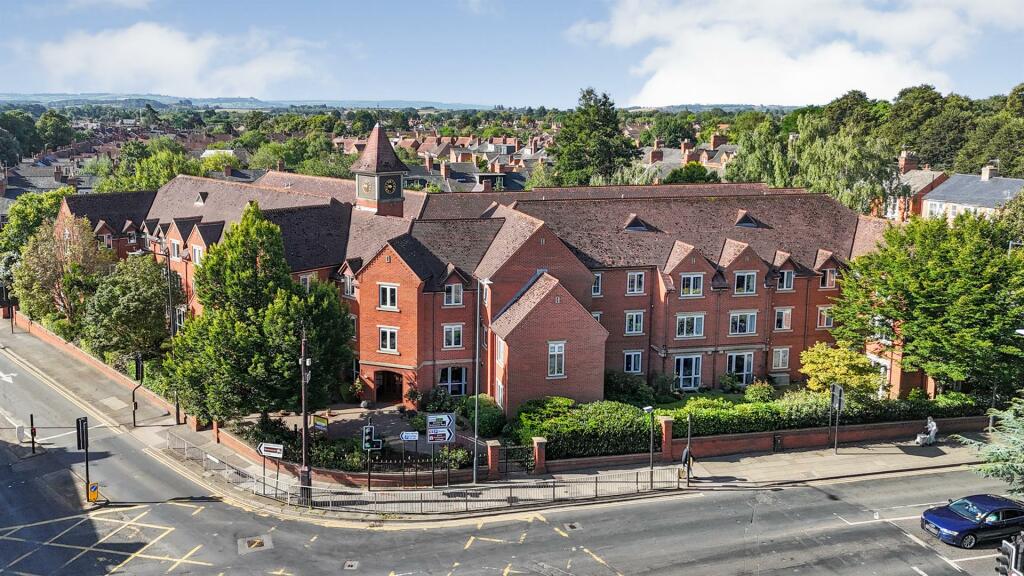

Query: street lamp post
[299,328,312,502]
[643,406,654,488]
[472,277,491,485]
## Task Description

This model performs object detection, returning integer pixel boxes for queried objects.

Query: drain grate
[343,560,359,570]
[237,534,274,555]
[564,522,582,531]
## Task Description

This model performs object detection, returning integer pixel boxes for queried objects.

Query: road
[0,347,1013,575]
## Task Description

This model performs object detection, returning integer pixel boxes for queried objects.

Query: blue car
[921,494,1024,549]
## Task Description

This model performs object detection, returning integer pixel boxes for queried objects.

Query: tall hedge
[509,398,659,460]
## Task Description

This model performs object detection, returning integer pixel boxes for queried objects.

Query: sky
[1,0,1023,108]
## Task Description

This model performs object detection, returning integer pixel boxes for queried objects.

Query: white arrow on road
[0,371,16,383]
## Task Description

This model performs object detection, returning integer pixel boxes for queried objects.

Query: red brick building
[60,124,899,413]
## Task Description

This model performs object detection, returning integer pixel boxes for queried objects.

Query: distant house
[887,151,947,221]
[922,164,1024,222]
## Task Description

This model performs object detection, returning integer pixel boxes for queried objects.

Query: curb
[687,460,982,491]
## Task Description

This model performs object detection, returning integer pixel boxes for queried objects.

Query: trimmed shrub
[604,370,656,407]
[458,394,506,438]
[424,386,460,413]
[409,413,427,433]
[511,398,657,460]
[744,381,776,403]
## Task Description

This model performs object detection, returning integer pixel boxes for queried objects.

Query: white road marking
[911,567,928,576]
[955,552,999,562]
[36,424,113,443]
[905,532,931,549]
[876,501,946,511]
[834,513,921,525]
[0,371,17,383]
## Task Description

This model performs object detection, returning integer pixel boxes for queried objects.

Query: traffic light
[997,538,1022,575]
[362,425,374,451]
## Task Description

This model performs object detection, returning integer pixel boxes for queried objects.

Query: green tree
[0,128,19,168]
[0,186,73,254]
[96,149,203,192]
[799,342,883,396]
[589,163,659,186]
[249,142,289,170]
[549,88,639,185]
[36,110,75,150]
[525,162,556,189]
[916,97,975,169]
[831,214,1024,398]
[961,397,1024,494]
[296,153,356,179]
[0,110,40,155]
[12,218,114,338]
[880,85,944,152]
[955,113,1024,178]
[1005,83,1024,119]
[724,117,792,186]
[83,255,183,364]
[663,162,721,184]
[199,151,240,174]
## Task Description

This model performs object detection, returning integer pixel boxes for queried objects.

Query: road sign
[313,415,328,432]
[362,425,382,451]
[87,482,99,503]
[75,417,89,451]
[15,425,24,442]
[257,442,284,459]
[400,431,419,442]
[427,428,454,443]
[830,383,845,412]
[426,413,454,429]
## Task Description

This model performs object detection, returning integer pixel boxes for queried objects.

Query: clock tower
[351,123,409,217]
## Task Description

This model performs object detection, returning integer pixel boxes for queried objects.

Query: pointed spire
[351,123,409,174]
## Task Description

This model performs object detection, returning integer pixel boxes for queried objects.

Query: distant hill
[643,103,801,113]
[0,93,490,111]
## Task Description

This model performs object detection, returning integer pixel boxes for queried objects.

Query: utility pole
[162,243,182,425]
[299,327,312,503]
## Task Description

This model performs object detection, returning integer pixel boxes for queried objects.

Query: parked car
[921,494,1024,549]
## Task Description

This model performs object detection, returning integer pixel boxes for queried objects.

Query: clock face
[381,176,400,198]
[360,179,373,199]
[384,178,396,194]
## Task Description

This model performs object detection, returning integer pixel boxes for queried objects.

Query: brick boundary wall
[541,415,987,474]
[13,312,177,417]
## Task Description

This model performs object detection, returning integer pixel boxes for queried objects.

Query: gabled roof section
[474,204,544,278]
[63,191,157,237]
[718,238,751,268]
[490,273,560,339]
[622,213,658,232]
[350,123,409,174]
[408,218,504,289]
[193,221,225,246]
[735,209,765,228]
[263,200,351,272]
[852,215,890,259]
[662,240,697,273]
[813,248,840,270]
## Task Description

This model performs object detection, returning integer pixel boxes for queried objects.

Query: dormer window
[819,268,837,289]
[343,275,355,297]
[777,270,794,291]
[443,283,463,306]
[170,240,181,260]
[735,210,760,228]
[192,246,203,266]
[194,192,208,206]
[734,271,756,295]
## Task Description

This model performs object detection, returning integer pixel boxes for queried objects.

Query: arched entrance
[374,370,403,404]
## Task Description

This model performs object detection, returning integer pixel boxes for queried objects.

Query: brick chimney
[480,178,493,192]
[681,138,694,154]
[223,164,233,177]
[276,159,285,172]
[440,161,450,181]
[647,148,664,163]
[424,154,433,172]
[898,150,919,174]
[54,166,63,183]
[710,133,728,149]
[981,164,999,181]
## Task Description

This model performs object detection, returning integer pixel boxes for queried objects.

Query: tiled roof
[509,193,863,271]
[899,169,945,194]
[851,215,890,258]
[254,171,428,219]
[147,176,331,226]
[350,124,409,174]
[407,219,504,289]
[923,173,1024,209]
[263,200,351,272]
[490,273,560,339]
[64,191,157,235]
[474,204,543,278]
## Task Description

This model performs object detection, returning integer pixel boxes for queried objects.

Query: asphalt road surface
[0,349,1011,575]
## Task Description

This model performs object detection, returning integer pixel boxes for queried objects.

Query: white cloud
[568,0,1024,106]
[35,22,321,98]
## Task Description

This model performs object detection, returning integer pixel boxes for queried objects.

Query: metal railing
[164,431,684,515]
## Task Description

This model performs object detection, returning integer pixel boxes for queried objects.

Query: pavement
[0,322,1013,574]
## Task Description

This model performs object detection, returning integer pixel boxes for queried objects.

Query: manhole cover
[343,560,359,570]
[237,534,274,555]
[564,522,581,531]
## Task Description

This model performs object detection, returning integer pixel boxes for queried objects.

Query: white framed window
[349,314,357,339]
[926,201,944,218]
[591,311,602,322]
[482,283,489,304]
[495,377,504,408]
[127,231,137,244]
[727,351,755,385]
[443,283,463,306]
[378,284,398,310]
[103,234,112,248]
[439,366,467,396]
[729,311,757,335]
[774,308,792,331]
[626,271,645,295]
[679,273,703,298]
[192,246,203,267]
[547,341,565,378]
[170,239,181,260]
[624,351,643,374]
[299,273,313,292]
[625,311,644,335]
[378,326,398,353]
[495,337,506,365]
[174,306,186,331]
[777,270,794,291]
[817,306,834,328]
[592,272,603,296]
[819,268,837,289]
[343,275,355,297]
[772,347,790,370]
[443,324,463,349]
[675,313,704,338]
[734,271,756,295]
[675,354,702,390]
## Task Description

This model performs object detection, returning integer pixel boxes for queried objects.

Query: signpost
[427,413,455,488]
[400,431,419,442]
[313,415,328,433]
[87,482,100,503]
[257,442,284,496]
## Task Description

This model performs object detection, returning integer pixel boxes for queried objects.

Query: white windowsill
[546,375,567,380]
[675,335,705,340]
[377,349,400,355]
[376,307,400,312]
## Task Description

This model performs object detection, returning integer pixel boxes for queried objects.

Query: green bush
[604,370,657,407]
[409,413,426,433]
[424,387,460,413]
[438,445,471,468]
[459,394,506,438]
[744,381,776,403]
[511,398,658,460]
[718,373,744,394]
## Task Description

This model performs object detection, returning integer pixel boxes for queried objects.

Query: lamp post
[299,327,312,502]
[472,277,491,485]
[643,406,654,485]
